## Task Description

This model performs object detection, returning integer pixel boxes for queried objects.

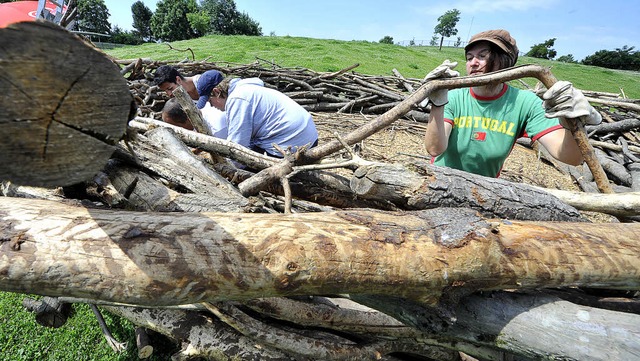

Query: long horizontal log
[0,197,638,307]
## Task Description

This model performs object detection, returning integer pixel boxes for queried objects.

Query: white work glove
[541,81,602,125]
[421,60,459,107]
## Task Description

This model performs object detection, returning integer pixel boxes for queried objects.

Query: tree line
[525,39,639,71]
[67,0,261,44]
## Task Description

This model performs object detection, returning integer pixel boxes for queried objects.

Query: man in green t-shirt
[423,29,602,178]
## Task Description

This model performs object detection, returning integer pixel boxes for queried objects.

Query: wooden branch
[586,96,640,112]
[0,21,133,187]
[91,304,127,353]
[1,197,638,308]
[533,187,640,216]
[172,86,209,134]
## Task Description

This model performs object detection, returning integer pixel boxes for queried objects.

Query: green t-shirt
[433,84,562,177]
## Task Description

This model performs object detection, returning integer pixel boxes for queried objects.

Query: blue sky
[105,0,638,61]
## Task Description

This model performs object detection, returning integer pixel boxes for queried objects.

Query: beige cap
[465,29,519,66]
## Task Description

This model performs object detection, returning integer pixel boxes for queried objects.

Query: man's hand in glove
[421,60,459,107]
[541,81,602,125]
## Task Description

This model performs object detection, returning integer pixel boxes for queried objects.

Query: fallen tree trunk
[350,163,586,221]
[1,197,638,307]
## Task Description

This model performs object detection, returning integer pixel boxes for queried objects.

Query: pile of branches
[2,22,639,360]
[119,58,640,194]
[118,58,431,122]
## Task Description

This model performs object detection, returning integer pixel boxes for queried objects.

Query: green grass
[105,34,640,98]
[2,34,639,361]
[0,293,144,360]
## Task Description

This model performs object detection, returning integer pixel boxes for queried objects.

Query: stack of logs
[2,22,639,361]
[119,58,640,194]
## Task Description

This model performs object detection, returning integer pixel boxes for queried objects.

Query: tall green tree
[201,0,262,36]
[131,0,153,41]
[150,0,199,42]
[76,0,111,35]
[433,9,460,51]
[526,38,557,60]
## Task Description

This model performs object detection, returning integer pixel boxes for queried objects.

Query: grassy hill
[105,34,640,99]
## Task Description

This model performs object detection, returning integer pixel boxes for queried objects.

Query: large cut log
[0,197,638,307]
[350,163,586,221]
[0,21,133,187]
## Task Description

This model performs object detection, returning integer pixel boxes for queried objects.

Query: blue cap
[196,70,224,109]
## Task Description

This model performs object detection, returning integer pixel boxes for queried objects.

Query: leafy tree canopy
[150,0,199,42]
[201,0,261,36]
[76,0,111,34]
[582,46,639,71]
[525,38,557,60]
[131,0,153,41]
[379,36,394,44]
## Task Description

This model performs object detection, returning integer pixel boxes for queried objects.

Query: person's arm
[424,105,452,157]
[421,60,458,157]
[536,125,583,166]
[537,81,602,166]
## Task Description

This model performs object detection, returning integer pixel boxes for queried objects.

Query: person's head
[206,77,234,111]
[464,29,518,75]
[196,70,225,109]
[153,65,185,97]
[161,98,193,130]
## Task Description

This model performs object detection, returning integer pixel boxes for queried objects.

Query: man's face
[208,88,226,111]
[158,76,183,97]
[465,43,492,76]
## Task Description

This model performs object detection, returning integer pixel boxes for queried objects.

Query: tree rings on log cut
[0,21,133,187]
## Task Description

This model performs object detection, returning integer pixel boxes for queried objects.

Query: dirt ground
[311,112,615,222]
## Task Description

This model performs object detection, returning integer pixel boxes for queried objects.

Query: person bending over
[153,66,227,138]
[196,75,319,158]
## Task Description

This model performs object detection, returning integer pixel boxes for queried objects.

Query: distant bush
[556,54,577,63]
[379,36,394,44]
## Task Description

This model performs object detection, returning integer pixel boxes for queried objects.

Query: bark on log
[115,127,249,212]
[436,291,640,361]
[0,21,133,187]
[350,163,586,221]
[1,197,638,307]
